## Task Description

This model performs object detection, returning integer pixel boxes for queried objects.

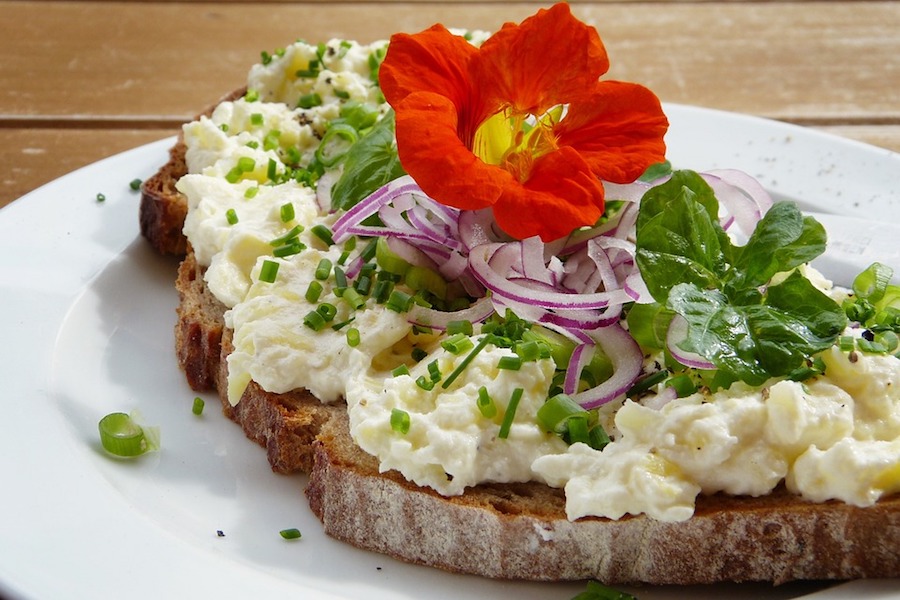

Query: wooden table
[2,0,899,210]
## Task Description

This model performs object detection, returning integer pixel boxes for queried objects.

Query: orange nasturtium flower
[379,3,669,241]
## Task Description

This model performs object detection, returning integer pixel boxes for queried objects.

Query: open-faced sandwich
[139,3,900,586]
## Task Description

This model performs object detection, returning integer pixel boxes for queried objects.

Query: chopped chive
[427,360,442,383]
[245,140,259,149]
[442,335,492,389]
[267,158,278,181]
[225,166,243,183]
[839,335,856,352]
[441,333,474,355]
[343,236,357,252]
[498,388,523,439]
[390,408,411,435]
[497,355,523,371]
[626,370,668,398]
[272,242,305,257]
[514,340,542,362]
[279,528,302,540]
[334,89,351,100]
[303,310,327,331]
[250,112,264,126]
[305,280,323,303]
[341,287,366,310]
[415,375,435,391]
[333,266,348,293]
[269,225,304,247]
[311,224,335,246]
[337,250,351,265]
[588,425,611,451]
[372,279,393,304]
[386,290,414,313]
[391,364,410,377]
[476,386,497,418]
[258,259,279,283]
[346,327,361,347]
[354,274,372,296]
[446,320,474,336]
[566,415,590,445]
[244,186,259,199]
[315,258,332,281]
[237,156,256,172]
[129,178,142,191]
[317,302,337,321]
[331,317,355,331]
[263,129,281,151]
[280,203,295,222]
[192,396,205,416]
[411,347,428,362]
[360,238,378,262]
[244,89,260,102]
[96,192,106,202]
[225,208,239,225]
[298,93,322,109]
[536,394,587,433]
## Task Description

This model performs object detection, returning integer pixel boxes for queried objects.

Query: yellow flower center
[472,106,562,183]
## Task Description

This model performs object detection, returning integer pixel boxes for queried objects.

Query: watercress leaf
[765,270,848,351]
[731,202,827,289]
[636,180,729,301]
[667,283,771,385]
[330,111,405,211]
[669,272,846,385]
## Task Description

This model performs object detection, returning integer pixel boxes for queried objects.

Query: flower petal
[380,25,490,141]
[555,80,669,183]
[473,3,609,115]
[393,92,510,211]
[491,147,605,241]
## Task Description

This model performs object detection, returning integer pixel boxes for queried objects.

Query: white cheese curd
[533,442,700,522]
[533,363,900,522]
[247,39,387,111]
[789,438,900,506]
[183,99,315,176]
[178,175,319,307]
[226,250,412,405]
[348,341,568,496]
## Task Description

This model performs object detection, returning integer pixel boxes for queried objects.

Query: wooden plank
[2,124,897,210]
[0,129,172,210]
[1,1,898,124]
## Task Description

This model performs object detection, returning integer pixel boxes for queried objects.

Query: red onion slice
[665,314,716,370]
[572,323,644,409]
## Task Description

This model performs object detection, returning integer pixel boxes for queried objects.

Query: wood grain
[1,1,898,209]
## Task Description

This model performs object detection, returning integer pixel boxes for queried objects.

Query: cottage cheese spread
[177,36,900,522]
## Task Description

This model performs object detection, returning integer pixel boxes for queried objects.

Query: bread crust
[139,88,246,256]
[152,124,900,585]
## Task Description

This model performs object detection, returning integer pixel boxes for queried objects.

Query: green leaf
[635,173,730,301]
[330,111,406,211]
[730,201,827,289]
[669,272,846,385]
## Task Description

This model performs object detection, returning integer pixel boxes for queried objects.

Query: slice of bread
[139,88,246,256]
[146,109,900,586]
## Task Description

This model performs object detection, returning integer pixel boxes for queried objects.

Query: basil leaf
[330,111,406,211]
[730,201,827,289]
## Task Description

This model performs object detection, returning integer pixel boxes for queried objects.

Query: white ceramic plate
[0,105,898,600]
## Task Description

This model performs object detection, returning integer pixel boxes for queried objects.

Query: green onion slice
[98,412,159,458]
[390,408,411,435]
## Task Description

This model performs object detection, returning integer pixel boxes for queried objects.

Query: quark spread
[178,36,900,523]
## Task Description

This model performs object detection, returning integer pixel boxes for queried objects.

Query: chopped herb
[390,408,411,434]
[306,280,323,303]
[280,202,295,222]
[225,208,239,225]
[279,528,302,540]
[96,192,106,202]
[129,178,142,191]
[498,388,523,439]
[476,386,497,418]
[259,259,280,283]
[346,327,361,347]
[192,396,205,416]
